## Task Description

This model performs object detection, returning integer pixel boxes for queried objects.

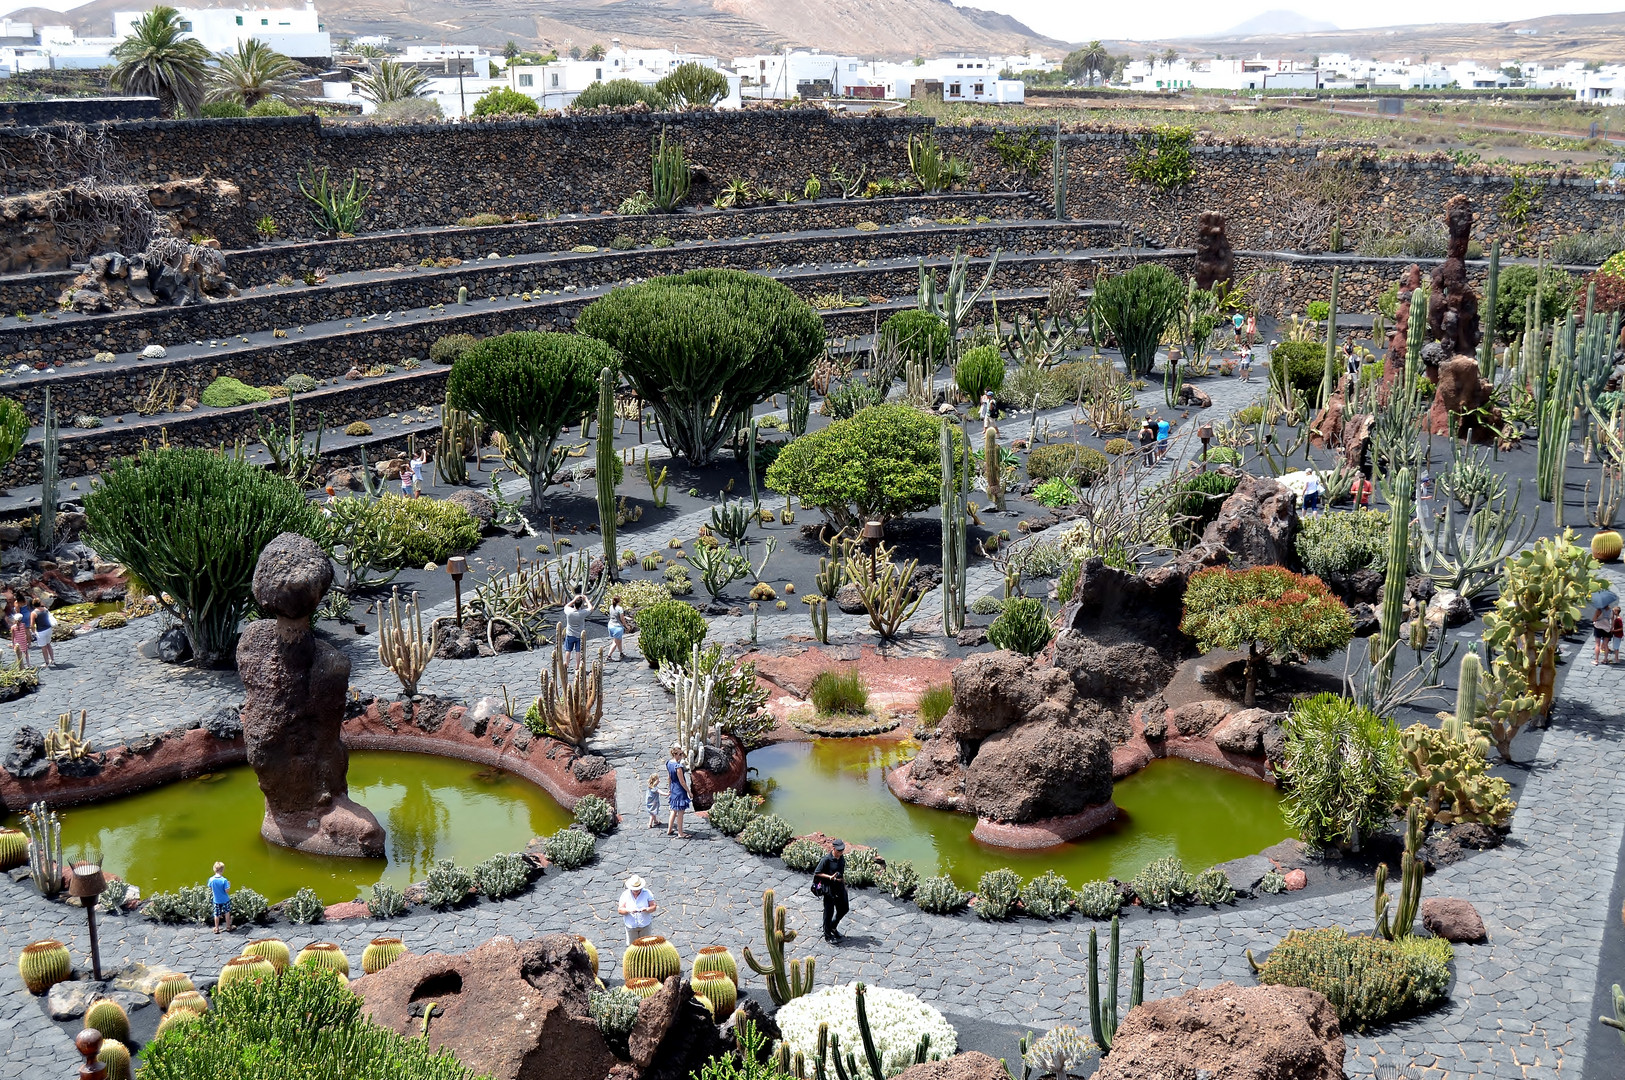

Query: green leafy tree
[83,448,323,668]
[356,59,429,105]
[766,404,966,528]
[111,5,211,116]
[1063,40,1109,85]
[577,269,823,466]
[1180,566,1354,707]
[656,62,729,107]
[208,38,303,107]
[470,86,539,117]
[447,332,619,509]
[572,78,665,110]
[1278,694,1404,851]
[1494,264,1574,343]
[1089,263,1185,377]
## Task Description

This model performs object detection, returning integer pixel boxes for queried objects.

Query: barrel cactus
[0,828,27,871]
[84,998,130,1042]
[1594,531,1623,562]
[218,954,276,988]
[167,990,209,1015]
[693,970,737,1015]
[362,937,407,975]
[153,972,195,1011]
[625,976,663,999]
[692,944,738,987]
[157,1008,201,1036]
[622,935,681,983]
[295,942,351,978]
[242,938,291,972]
[576,935,600,978]
[18,940,71,994]
[97,1038,131,1080]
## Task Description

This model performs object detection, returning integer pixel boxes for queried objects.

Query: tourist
[1612,605,1623,664]
[398,458,414,500]
[1155,416,1171,460]
[1237,347,1252,382]
[1231,311,1245,353]
[1138,420,1157,466]
[665,744,691,839]
[1416,465,1435,520]
[617,875,658,945]
[1595,601,1617,665]
[1344,339,1361,385]
[605,595,627,662]
[645,772,662,829]
[30,600,55,668]
[208,861,233,934]
[562,592,592,672]
[409,448,429,498]
[1350,475,1373,509]
[7,598,31,668]
[812,839,849,943]
[1301,473,1323,516]
[1243,313,1257,352]
[980,389,996,429]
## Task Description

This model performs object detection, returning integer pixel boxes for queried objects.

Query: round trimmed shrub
[955,345,1006,403]
[987,597,1053,657]
[84,448,322,667]
[579,270,823,466]
[283,373,318,394]
[200,376,271,408]
[879,310,949,368]
[199,100,248,118]
[345,421,373,436]
[1269,341,1326,400]
[738,813,794,855]
[1020,871,1075,920]
[430,333,479,364]
[1026,443,1109,484]
[634,599,707,669]
[247,98,297,117]
[447,331,619,507]
[471,86,538,116]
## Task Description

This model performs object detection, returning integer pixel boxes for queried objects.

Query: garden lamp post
[447,556,468,624]
[75,1029,107,1080]
[862,520,884,583]
[1198,422,1213,469]
[67,864,105,980]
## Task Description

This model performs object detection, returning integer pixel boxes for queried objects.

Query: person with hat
[617,875,659,945]
[812,839,849,943]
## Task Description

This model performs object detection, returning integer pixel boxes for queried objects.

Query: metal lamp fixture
[446,556,468,623]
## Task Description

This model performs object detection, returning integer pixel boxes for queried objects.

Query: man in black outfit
[813,838,849,942]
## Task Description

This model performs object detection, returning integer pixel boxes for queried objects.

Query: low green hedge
[1027,443,1110,483]
[200,376,271,408]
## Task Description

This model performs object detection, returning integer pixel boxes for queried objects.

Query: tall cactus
[983,424,1005,512]
[37,386,58,551]
[377,588,436,698]
[1088,916,1144,1055]
[787,383,810,438]
[1478,240,1500,379]
[1455,649,1483,728]
[673,643,719,768]
[1052,120,1066,221]
[436,394,473,486]
[940,418,968,636]
[1375,801,1425,940]
[1376,467,1414,700]
[742,889,814,1007]
[21,801,62,899]
[596,367,617,579]
[745,416,759,510]
[918,247,1001,361]
[1319,266,1342,407]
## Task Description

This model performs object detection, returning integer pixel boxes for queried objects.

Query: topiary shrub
[448,331,619,507]
[1021,871,1075,920]
[1026,443,1110,484]
[738,814,795,856]
[1130,855,1195,909]
[974,868,1023,920]
[955,345,1006,404]
[1269,341,1326,401]
[345,421,373,437]
[247,98,298,117]
[472,852,532,900]
[578,269,823,466]
[781,838,826,872]
[543,828,597,869]
[878,310,949,368]
[634,600,707,669]
[1280,693,1404,851]
[571,78,666,110]
[877,859,919,899]
[85,448,322,667]
[430,334,479,364]
[283,887,325,924]
[767,404,967,529]
[1166,470,1239,549]
[1251,927,1452,1030]
[914,875,968,914]
[471,86,539,117]
[1295,509,1391,578]
[706,790,758,836]
[572,794,617,835]
[283,373,318,394]
[987,597,1053,657]
[200,377,271,408]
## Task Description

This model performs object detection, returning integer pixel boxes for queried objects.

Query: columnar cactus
[596,367,618,578]
[1087,916,1144,1054]
[1375,801,1425,940]
[377,588,436,698]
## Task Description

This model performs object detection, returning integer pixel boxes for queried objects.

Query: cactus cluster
[1088,917,1144,1054]
[742,889,815,1006]
[1249,927,1452,1029]
[1400,716,1514,827]
[1375,802,1426,941]
[152,972,195,1010]
[692,945,738,987]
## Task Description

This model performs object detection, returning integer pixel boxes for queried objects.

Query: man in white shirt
[617,875,659,945]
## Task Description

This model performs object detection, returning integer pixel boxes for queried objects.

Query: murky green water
[749,740,1289,887]
[11,752,573,903]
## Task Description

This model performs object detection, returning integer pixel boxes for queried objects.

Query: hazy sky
[963,1,1625,43]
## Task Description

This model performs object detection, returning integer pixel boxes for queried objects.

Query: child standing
[208,861,233,934]
[645,772,662,829]
[1612,605,1623,664]
[8,599,31,668]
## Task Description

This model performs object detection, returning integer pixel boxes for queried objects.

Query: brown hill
[10,0,1064,59]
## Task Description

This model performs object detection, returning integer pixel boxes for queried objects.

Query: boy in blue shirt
[208,861,233,934]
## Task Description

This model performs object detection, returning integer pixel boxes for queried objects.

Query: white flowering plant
[776,983,957,1077]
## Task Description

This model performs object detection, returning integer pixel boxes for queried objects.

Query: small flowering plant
[777,983,957,1076]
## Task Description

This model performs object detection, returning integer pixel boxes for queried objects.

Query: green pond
[14,752,573,904]
[750,740,1290,887]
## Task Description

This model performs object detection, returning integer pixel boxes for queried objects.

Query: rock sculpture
[60,237,237,314]
[1427,194,1481,357]
[1193,211,1235,293]
[1427,353,1498,442]
[236,533,384,857]
[1383,262,1423,392]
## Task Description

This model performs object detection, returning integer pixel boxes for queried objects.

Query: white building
[507,50,740,110]
[1577,69,1625,105]
[111,3,331,59]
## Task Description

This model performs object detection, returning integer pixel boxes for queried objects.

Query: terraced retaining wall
[3,110,1615,252]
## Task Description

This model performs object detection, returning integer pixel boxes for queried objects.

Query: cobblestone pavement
[3,373,1612,1079]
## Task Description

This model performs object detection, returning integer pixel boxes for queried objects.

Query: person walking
[665,745,691,839]
[1155,416,1172,461]
[1231,312,1245,354]
[1611,604,1623,664]
[605,595,627,662]
[812,839,849,943]
[1138,420,1157,466]
[208,861,233,934]
[644,772,662,828]
[562,592,592,672]
[1595,600,1617,665]
[1243,313,1257,352]
[1238,346,1252,382]
[409,448,429,498]
[617,875,659,945]
[30,601,54,668]
[1301,473,1323,517]
[1344,339,1361,387]
[7,598,31,668]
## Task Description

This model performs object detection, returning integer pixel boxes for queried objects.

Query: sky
[960,1,1625,43]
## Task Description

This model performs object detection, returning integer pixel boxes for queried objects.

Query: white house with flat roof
[111,2,330,59]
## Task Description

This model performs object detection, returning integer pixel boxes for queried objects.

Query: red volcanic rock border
[0,726,245,812]
[971,803,1122,849]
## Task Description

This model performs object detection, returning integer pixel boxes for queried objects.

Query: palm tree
[584,43,606,61]
[209,39,303,107]
[1080,40,1108,87]
[355,59,430,105]
[111,5,211,116]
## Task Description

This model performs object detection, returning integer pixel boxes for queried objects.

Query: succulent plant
[17,940,70,994]
[362,937,408,975]
[242,938,290,972]
[622,935,681,983]
[692,945,738,987]
[97,1038,131,1080]
[366,883,407,919]
[473,852,533,899]
[1020,870,1076,920]
[974,868,1023,921]
[295,942,351,978]
[914,875,968,915]
[283,887,325,925]
[693,970,738,1014]
[0,828,27,871]
[166,990,209,1015]
[576,935,600,978]
[157,1009,200,1037]
[84,998,130,1042]
[152,972,195,1011]
[218,954,276,988]
[624,976,663,999]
